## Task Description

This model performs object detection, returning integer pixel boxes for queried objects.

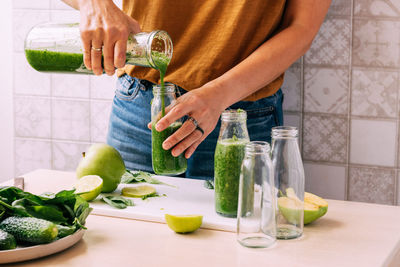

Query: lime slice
[165,214,203,233]
[121,185,156,198]
[74,175,103,201]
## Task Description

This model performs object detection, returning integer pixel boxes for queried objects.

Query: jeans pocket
[115,75,140,101]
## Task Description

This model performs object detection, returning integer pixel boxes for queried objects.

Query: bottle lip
[271,126,298,138]
[152,82,176,94]
[221,109,247,121]
[245,141,271,154]
[146,30,173,70]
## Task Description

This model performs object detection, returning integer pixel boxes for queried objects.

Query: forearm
[203,0,331,109]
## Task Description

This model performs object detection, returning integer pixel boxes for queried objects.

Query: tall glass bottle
[151,83,187,176]
[214,110,249,217]
[271,126,304,239]
[24,22,172,74]
[237,141,276,248]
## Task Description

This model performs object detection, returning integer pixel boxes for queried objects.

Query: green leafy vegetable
[203,180,214,190]
[141,193,166,201]
[0,186,92,234]
[100,195,134,209]
[121,170,178,188]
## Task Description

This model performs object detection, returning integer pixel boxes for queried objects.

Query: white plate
[0,229,85,264]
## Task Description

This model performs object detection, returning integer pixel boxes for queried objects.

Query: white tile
[15,139,52,176]
[13,10,50,52]
[52,99,90,141]
[398,171,400,205]
[282,64,301,112]
[50,0,75,10]
[328,0,352,16]
[13,0,50,9]
[90,75,117,100]
[350,119,397,167]
[91,101,112,143]
[304,67,348,114]
[52,74,90,98]
[50,9,80,23]
[14,96,51,138]
[14,53,51,96]
[113,0,123,9]
[53,141,90,171]
[304,163,346,200]
[354,0,400,18]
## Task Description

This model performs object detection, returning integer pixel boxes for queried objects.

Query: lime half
[74,175,103,201]
[165,214,203,233]
[121,185,156,198]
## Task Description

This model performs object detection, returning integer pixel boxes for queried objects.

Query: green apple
[76,144,126,193]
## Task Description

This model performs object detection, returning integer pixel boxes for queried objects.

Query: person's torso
[120,0,286,101]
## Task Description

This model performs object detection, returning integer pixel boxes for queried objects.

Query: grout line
[15,136,92,145]
[346,0,355,201]
[300,56,304,155]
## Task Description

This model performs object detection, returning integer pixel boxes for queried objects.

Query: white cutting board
[90,175,237,232]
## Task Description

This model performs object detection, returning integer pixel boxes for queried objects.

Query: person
[63,0,331,179]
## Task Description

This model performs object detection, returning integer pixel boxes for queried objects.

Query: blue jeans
[107,75,284,180]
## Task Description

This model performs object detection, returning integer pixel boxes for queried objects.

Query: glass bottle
[271,126,304,239]
[237,141,276,248]
[151,83,187,176]
[24,22,172,74]
[214,110,250,217]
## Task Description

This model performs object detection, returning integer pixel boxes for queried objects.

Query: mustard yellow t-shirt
[118,0,286,101]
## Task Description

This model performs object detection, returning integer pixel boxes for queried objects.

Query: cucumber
[0,217,58,244]
[0,229,17,250]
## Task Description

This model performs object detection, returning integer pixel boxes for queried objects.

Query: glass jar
[151,83,187,176]
[214,110,250,217]
[24,22,172,74]
[237,141,276,248]
[271,126,304,239]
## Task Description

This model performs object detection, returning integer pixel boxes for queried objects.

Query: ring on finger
[91,46,102,52]
[187,116,199,128]
[195,125,204,136]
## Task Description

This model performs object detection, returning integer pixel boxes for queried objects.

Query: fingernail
[163,142,171,150]
[156,124,162,132]
[173,149,181,157]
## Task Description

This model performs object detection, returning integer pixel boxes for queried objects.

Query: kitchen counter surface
[1,169,400,267]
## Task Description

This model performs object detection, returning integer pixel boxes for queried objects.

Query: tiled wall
[12,0,400,205]
[282,0,400,205]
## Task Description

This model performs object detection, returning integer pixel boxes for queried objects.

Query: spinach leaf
[122,170,178,188]
[100,195,134,209]
[141,193,166,201]
[204,180,214,190]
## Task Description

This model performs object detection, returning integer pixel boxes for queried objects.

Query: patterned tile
[13,10,50,52]
[328,0,352,16]
[90,75,117,100]
[14,53,51,96]
[304,163,346,200]
[52,99,90,141]
[353,19,400,68]
[91,101,112,143]
[282,64,301,112]
[350,119,397,167]
[304,67,348,114]
[52,74,90,98]
[15,139,52,176]
[305,17,351,66]
[303,114,348,163]
[283,113,301,129]
[354,0,400,18]
[53,141,90,172]
[351,69,398,118]
[348,166,395,205]
[14,96,51,138]
[13,0,50,9]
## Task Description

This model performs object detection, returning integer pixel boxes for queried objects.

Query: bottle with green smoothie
[24,22,172,74]
[151,83,187,176]
[214,110,249,217]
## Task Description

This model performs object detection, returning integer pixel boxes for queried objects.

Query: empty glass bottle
[214,110,249,218]
[24,22,172,74]
[271,126,304,239]
[151,83,187,176]
[237,141,276,248]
